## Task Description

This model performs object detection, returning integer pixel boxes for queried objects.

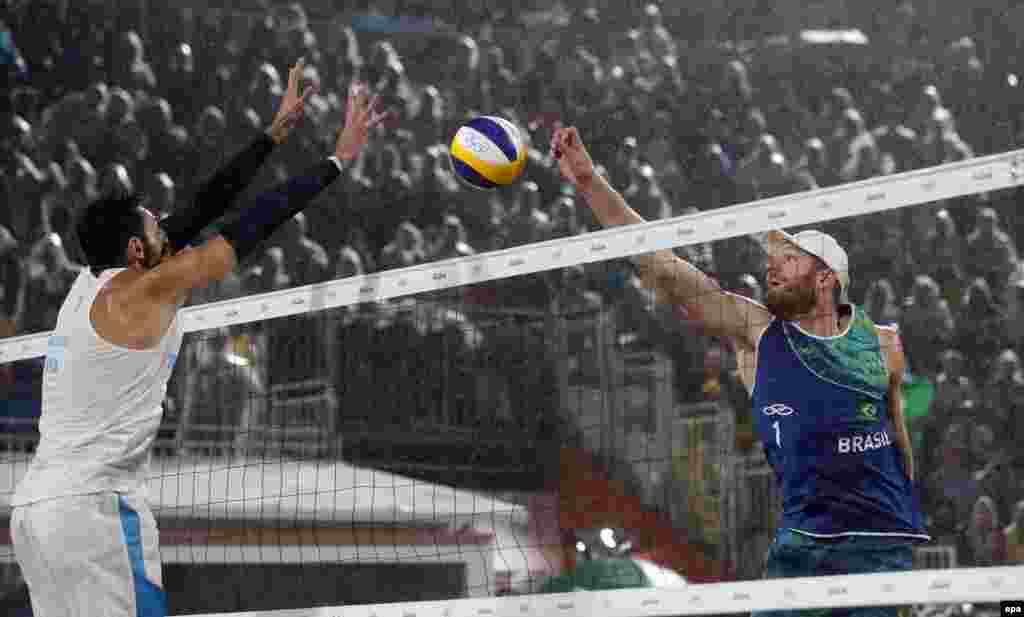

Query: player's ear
[127,236,144,261]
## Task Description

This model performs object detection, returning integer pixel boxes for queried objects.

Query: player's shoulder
[873,322,900,342]
[873,322,902,351]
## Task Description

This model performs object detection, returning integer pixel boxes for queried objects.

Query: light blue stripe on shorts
[118,496,167,617]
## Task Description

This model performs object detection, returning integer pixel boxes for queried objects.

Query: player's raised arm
[159,58,317,253]
[551,126,770,348]
[878,325,915,482]
[140,82,387,306]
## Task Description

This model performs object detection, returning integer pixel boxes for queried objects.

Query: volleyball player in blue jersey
[551,126,928,617]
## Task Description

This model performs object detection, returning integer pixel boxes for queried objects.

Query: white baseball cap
[765,229,850,303]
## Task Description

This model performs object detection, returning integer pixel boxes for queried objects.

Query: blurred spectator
[277,213,329,287]
[505,181,552,248]
[734,135,814,201]
[832,109,883,183]
[923,423,981,523]
[622,164,671,221]
[980,349,1024,453]
[1006,500,1024,564]
[432,215,475,264]
[189,106,228,186]
[379,221,427,271]
[136,97,190,186]
[246,247,291,294]
[341,226,377,275]
[99,162,134,198]
[900,276,956,376]
[64,155,100,214]
[864,279,902,326]
[115,30,157,92]
[0,225,23,335]
[21,233,80,334]
[964,495,1007,566]
[369,143,415,247]
[965,207,1018,299]
[38,163,72,242]
[927,498,967,551]
[549,195,583,240]
[955,278,1009,380]
[969,422,1018,523]
[872,96,920,175]
[162,43,197,123]
[99,88,137,168]
[918,350,976,474]
[921,209,964,305]
[145,172,176,217]
[931,350,978,419]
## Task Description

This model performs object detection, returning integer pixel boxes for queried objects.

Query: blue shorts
[751,528,915,617]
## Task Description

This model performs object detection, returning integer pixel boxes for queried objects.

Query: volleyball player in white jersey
[9,62,386,617]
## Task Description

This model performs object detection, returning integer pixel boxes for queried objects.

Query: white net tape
[183,567,1022,616]
[1,147,1023,362]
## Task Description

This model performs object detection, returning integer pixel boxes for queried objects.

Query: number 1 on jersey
[773,420,781,447]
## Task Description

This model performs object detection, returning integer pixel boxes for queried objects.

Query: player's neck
[795,302,846,338]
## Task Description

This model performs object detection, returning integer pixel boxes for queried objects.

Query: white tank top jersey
[12,268,184,506]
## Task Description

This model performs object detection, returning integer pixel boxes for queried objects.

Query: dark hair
[75,192,146,272]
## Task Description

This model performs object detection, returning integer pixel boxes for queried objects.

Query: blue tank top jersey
[751,305,929,539]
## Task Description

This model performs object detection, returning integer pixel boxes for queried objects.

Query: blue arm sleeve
[218,158,343,263]
[160,133,276,251]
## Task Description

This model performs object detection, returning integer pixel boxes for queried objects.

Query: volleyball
[448,116,526,190]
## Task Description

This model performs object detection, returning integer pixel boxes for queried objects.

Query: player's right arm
[551,126,770,349]
[160,58,315,253]
[138,237,238,306]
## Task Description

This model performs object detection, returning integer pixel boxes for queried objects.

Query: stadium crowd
[1,0,1023,572]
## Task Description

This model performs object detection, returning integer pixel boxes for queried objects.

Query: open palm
[334,82,389,161]
[551,126,597,189]
[268,58,317,143]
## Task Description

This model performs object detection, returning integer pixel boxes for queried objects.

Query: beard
[764,271,818,320]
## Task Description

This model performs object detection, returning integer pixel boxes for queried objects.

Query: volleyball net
[0,151,1023,615]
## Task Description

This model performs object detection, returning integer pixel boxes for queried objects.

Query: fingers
[365,94,380,117]
[368,109,394,129]
[564,126,579,149]
[346,81,366,120]
[300,82,319,104]
[550,126,581,159]
[550,127,563,159]
[288,57,306,94]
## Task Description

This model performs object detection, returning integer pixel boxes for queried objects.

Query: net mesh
[0,153,1021,615]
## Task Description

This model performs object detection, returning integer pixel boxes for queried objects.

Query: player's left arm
[160,58,315,252]
[878,325,914,482]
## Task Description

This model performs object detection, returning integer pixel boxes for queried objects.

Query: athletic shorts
[11,492,166,617]
[751,528,915,617]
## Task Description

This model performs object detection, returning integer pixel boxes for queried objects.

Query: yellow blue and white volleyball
[449,116,527,190]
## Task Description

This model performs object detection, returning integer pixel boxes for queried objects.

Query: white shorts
[11,492,165,617]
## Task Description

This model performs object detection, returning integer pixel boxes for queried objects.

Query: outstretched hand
[267,57,318,144]
[334,81,389,161]
[550,125,597,191]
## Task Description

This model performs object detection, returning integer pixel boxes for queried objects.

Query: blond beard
[764,271,818,321]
